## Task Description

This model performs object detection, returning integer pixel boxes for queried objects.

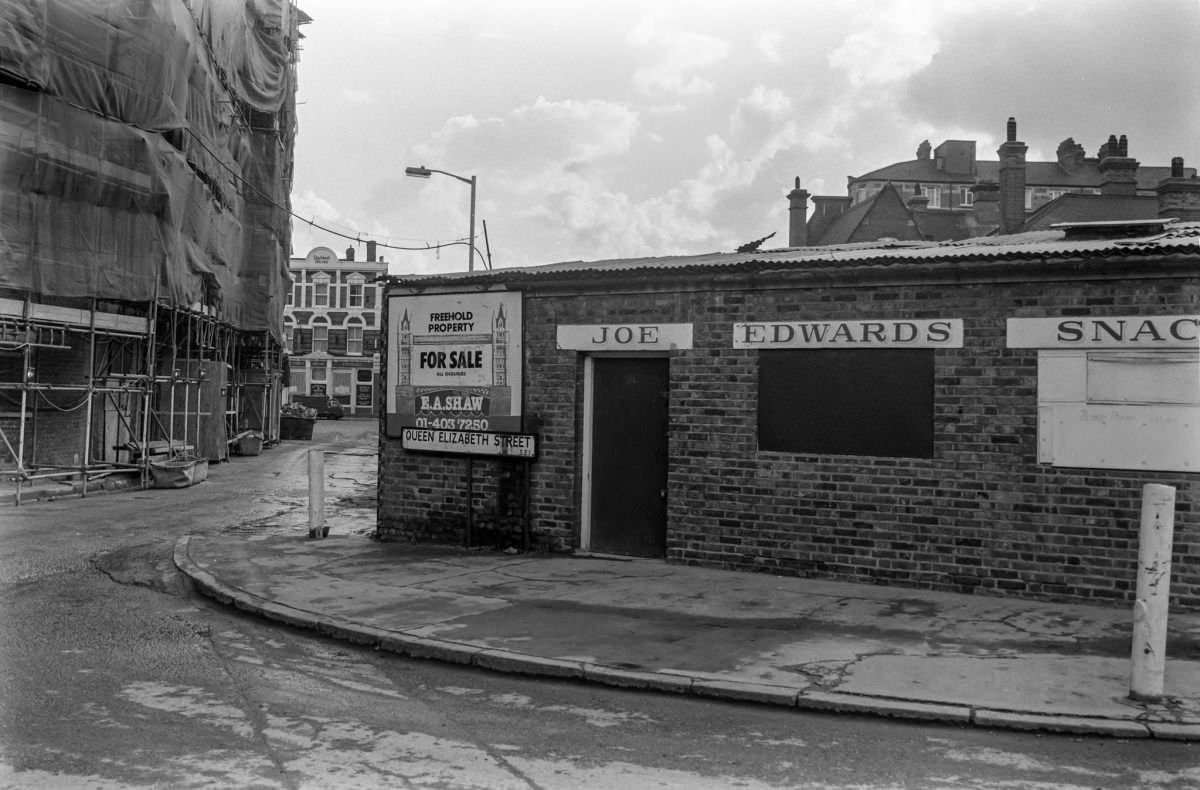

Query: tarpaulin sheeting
[0,0,297,341]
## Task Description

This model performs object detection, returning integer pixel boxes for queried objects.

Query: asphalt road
[1,420,1197,788]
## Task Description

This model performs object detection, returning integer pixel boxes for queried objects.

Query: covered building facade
[0,1,306,501]
[378,220,1200,610]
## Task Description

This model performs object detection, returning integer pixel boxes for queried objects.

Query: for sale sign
[385,291,522,436]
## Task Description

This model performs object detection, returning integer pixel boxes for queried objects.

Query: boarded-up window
[1037,350,1199,472]
[758,349,935,457]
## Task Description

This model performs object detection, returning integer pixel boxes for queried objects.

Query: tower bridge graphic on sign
[393,303,511,431]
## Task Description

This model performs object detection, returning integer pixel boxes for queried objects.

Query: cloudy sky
[289,0,1200,274]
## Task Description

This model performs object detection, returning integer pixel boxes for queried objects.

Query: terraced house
[285,245,387,416]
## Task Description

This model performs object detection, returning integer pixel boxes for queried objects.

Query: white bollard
[1129,483,1176,701]
[308,449,326,539]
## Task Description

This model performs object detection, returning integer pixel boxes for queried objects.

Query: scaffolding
[0,294,284,505]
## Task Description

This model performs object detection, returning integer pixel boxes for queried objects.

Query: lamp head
[404,166,432,179]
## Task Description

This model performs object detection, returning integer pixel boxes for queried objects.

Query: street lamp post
[404,165,478,272]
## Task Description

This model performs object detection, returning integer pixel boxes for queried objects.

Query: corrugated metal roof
[384,220,1200,286]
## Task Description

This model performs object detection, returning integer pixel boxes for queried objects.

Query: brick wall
[379,264,1200,609]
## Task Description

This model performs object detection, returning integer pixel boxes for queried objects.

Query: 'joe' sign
[556,323,694,351]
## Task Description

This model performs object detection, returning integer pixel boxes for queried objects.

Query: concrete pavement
[175,529,1200,740]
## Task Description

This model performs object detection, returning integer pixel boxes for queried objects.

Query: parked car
[290,395,344,419]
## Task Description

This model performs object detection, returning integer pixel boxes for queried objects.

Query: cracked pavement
[179,535,1200,734]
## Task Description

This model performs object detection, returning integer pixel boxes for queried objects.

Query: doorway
[583,356,669,557]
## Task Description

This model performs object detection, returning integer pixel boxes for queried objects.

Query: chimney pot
[1157,157,1200,220]
[998,119,1027,234]
[787,178,810,247]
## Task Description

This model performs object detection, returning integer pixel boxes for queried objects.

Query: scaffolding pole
[2,296,287,504]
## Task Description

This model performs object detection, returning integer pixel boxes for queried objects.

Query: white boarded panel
[1041,403,1200,472]
[1086,352,1199,405]
[1037,350,1087,402]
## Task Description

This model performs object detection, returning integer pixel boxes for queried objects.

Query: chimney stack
[971,181,1001,230]
[787,178,810,247]
[1098,133,1139,196]
[367,240,377,262]
[997,117,1028,234]
[1157,157,1200,221]
[345,246,355,261]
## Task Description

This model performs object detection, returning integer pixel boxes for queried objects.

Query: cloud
[755,30,783,64]
[340,87,373,105]
[289,0,1200,272]
[827,3,942,88]
[289,189,399,264]
[628,16,730,96]
[900,0,1200,164]
[416,97,640,188]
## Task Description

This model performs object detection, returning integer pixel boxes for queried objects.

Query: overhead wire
[181,127,479,257]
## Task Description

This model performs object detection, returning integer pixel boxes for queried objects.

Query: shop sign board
[385,291,522,436]
[733,319,963,348]
[557,323,693,351]
[1007,315,1199,348]
[401,427,537,459]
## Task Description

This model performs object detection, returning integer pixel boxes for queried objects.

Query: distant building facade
[285,245,387,416]
[789,118,1199,246]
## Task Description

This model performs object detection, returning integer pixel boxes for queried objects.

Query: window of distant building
[313,273,330,308]
[1024,187,1034,210]
[312,319,328,353]
[926,186,941,209]
[959,186,974,207]
[347,321,363,355]
[283,318,294,353]
[347,274,365,308]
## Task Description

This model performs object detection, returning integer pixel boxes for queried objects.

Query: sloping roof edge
[382,221,1200,289]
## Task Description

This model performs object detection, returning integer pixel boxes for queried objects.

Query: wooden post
[1130,483,1176,701]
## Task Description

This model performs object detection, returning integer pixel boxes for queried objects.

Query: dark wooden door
[589,357,668,557]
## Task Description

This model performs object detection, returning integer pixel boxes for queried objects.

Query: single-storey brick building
[378,219,1200,609]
